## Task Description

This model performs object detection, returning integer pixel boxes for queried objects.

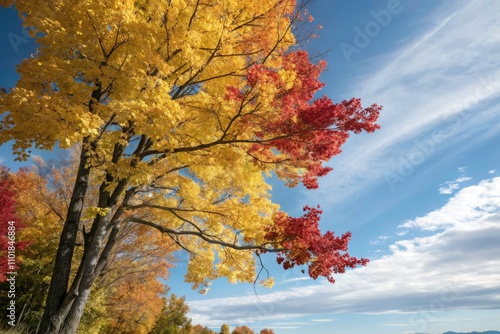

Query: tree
[0,166,28,329]
[150,293,193,334]
[260,329,275,334]
[0,0,380,333]
[1,166,64,330]
[79,224,175,334]
[232,326,254,334]
[6,162,177,333]
[193,325,216,334]
[0,166,24,282]
[220,324,231,334]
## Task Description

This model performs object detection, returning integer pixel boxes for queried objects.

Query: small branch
[188,0,200,29]
[127,203,227,218]
[253,252,271,296]
[126,216,284,253]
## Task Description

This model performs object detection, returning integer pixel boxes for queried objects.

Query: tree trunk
[37,142,91,334]
[59,288,92,334]
[37,216,112,333]
[37,192,125,333]
[62,209,112,332]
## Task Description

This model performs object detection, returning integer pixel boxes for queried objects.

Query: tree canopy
[0,0,380,333]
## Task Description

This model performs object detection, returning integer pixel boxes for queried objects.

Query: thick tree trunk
[59,288,92,334]
[37,142,91,334]
[38,181,128,333]
[37,86,115,333]
[62,209,112,332]
[54,215,123,333]
[37,97,137,332]
[38,215,115,333]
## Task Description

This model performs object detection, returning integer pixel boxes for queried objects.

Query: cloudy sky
[1,1,499,334]
[184,1,500,333]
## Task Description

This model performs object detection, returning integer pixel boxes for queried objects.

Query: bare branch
[126,216,283,253]
[127,203,227,218]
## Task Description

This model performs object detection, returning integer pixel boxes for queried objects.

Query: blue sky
[1,1,500,334]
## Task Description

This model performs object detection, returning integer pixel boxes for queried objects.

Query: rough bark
[37,142,91,334]
[59,214,110,333]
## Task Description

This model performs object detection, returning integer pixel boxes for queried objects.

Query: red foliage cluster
[226,51,378,282]
[230,50,381,189]
[0,167,27,281]
[265,206,368,283]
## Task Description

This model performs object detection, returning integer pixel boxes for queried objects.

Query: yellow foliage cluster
[0,0,315,293]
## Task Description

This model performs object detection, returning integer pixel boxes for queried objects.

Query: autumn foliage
[0,166,27,282]
[265,206,368,283]
[0,0,380,332]
[235,51,380,189]
[2,165,176,333]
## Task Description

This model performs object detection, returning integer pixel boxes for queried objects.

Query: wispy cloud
[279,277,312,284]
[311,319,334,323]
[438,176,472,195]
[311,0,500,205]
[188,177,500,327]
[369,235,390,245]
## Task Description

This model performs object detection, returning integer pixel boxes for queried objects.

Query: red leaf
[242,50,381,189]
[265,206,368,283]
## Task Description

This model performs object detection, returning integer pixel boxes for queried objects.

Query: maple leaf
[265,205,368,283]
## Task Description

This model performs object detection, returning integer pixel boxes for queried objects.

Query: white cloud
[369,235,390,245]
[270,322,308,326]
[311,319,334,323]
[310,0,500,205]
[438,176,472,195]
[279,277,312,284]
[489,169,496,174]
[188,177,500,326]
[383,323,408,327]
[401,177,499,230]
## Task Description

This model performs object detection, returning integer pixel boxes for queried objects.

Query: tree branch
[125,216,284,252]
